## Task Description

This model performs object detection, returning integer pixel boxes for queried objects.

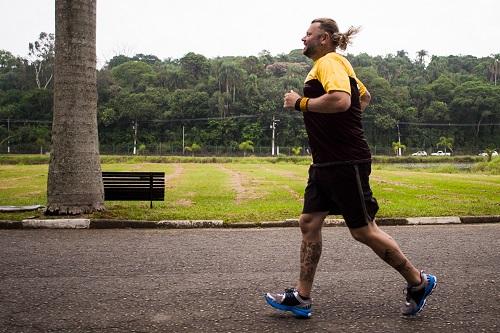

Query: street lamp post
[270,115,280,156]
[182,125,185,155]
[397,121,402,156]
[7,118,10,154]
[132,120,138,155]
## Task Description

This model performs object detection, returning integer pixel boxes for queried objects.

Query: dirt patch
[174,199,193,207]
[165,164,184,188]
[281,184,303,202]
[257,166,303,180]
[371,176,408,187]
[216,165,261,204]
[371,176,432,190]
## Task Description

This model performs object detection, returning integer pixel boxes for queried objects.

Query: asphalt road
[0,224,499,333]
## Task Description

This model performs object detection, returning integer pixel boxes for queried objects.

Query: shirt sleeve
[355,77,367,97]
[316,57,351,95]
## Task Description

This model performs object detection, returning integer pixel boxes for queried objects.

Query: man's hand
[283,90,301,110]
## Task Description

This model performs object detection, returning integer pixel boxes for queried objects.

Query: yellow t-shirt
[305,52,366,97]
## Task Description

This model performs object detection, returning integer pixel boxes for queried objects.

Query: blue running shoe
[403,271,437,316]
[265,288,312,318]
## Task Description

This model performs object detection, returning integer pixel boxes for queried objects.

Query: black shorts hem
[301,163,379,229]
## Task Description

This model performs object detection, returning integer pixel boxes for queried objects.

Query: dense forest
[1,32,499,156]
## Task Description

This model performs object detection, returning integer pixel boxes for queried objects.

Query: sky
[1,0,499,67]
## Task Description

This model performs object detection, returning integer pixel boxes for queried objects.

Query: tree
[482,147,498,162]
[0,50,26,90]
[392,141,406,156]
[238,140,254,157]
[427,74,456,104]
[132,53,160,66]
[179,52,210,83]
[291,147,302,156]
[106,54,132,69]
[213,60,245,117]
[137,143,146,155]
[111,60,154,92]
[487,57,499,84]
[416,50,428,66]
[185,143,201,156]
[46,0,104,214]
[436,136,454,153]
[450,80,500,143]
[28,32,55,89]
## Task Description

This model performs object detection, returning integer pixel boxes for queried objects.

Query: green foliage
[479,146,498,162]
[392,141,406,156]
[436,136,454,153]
[471,156,500,174]
[137,144,146,155]
[1,41,500,155]
[185,143,201,156]
[111,61,154,92]
[238,140,254,156]
[291,146,302,156]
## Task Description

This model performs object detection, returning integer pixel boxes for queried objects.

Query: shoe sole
[405,275,438,316]
[265,294,312,318]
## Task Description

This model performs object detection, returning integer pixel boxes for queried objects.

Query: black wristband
[294,98,302,111]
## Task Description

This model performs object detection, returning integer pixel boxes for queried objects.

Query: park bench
[102,171,165,208]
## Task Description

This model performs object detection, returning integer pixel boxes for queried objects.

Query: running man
[264,18,436,318]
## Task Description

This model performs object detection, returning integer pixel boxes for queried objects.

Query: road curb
[158,220,224,228]
[0,220,23,229]
[0,216,498,229]
[22,219,90,229]
[460,215,500,224]
[407,216,461,225]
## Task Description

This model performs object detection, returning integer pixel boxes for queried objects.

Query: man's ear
[320,32,328,45]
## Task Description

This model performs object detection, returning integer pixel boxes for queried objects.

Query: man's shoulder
[316,53,351,69]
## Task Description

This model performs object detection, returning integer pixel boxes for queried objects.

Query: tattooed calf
[300,240,322,283]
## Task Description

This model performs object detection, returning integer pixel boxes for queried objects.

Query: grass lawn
[0,162,499,222]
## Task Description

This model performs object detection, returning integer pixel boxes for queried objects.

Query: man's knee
[349,223,375,244]
[299,213,326,235]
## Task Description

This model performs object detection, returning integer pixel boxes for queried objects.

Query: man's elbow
[360,90,371,111]
[362,90,371,104]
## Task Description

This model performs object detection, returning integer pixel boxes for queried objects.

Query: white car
[411,151,427,156]
[478,150,498,157]
[430,151,451,156]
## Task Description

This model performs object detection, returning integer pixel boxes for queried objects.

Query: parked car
[478,150,498,157]
[411,151,427,156]
[430,151,451,156]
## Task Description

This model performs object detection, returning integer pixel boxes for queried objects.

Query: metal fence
[0,142,488,157]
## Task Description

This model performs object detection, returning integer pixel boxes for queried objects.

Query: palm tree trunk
[46,0,104,214]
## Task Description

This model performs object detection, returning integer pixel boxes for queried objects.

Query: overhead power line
[398,121,500,127]
[1,118,499,127]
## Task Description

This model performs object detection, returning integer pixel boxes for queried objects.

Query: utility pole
[182,125,185,155]
[132,120,138,155]
[397,121,402,156]
[270,115,280,156]
[7,118,10,154]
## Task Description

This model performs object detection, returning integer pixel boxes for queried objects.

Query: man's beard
[303,44,316,58]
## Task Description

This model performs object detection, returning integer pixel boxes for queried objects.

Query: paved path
[0,224,499,332]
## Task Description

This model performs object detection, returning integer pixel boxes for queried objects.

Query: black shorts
[302,162,379,229]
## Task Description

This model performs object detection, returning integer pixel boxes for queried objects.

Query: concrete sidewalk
[0,215,499,229]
